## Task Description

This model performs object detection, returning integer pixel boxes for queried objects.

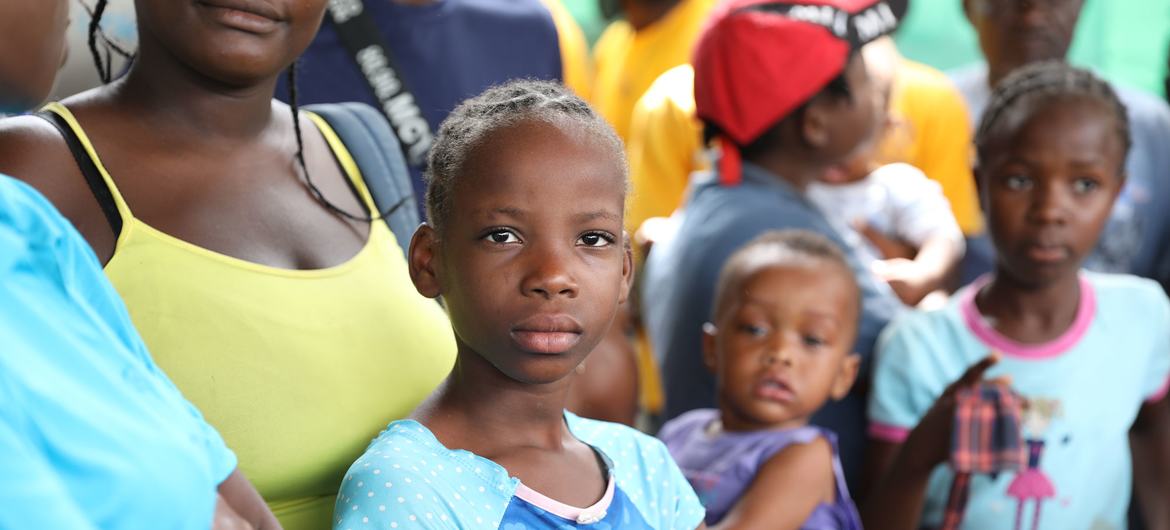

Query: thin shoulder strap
[37,103,130,236]
[304,111,381,216]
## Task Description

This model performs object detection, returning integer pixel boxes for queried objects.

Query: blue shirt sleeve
[868,312,952,441]
[0,375,100,530]
[1139,285,1170,401]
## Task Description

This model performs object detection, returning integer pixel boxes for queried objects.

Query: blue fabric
[500,488,651,529]
[280,0,563,219]
[869,272,1170,529]
[642,164,904,488]
[0,175,237,530]
[333,412,705,529]
[950,63,1170,292]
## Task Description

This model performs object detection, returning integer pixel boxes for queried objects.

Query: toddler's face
[418,118,631,385]
[979,97,1124,286]
[705,262,860,431]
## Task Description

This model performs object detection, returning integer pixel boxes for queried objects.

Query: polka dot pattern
[333,413,705,529]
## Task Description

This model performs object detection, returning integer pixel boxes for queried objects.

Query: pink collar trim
[514,475,615,524]
[959,274,1096,360]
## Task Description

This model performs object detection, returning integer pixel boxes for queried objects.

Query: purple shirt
[659,409,862,529]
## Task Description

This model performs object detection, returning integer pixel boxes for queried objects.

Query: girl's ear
[973,162,990,216]
[409,224,443,299]
[617,231,635,305]
[830,353,861,401]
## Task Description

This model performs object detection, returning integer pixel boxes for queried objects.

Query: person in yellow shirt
[590,0,716,142]
[543,0,594,99]
[626,39,983,239]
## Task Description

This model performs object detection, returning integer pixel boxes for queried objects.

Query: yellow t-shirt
[876,59,983,235]
[541,0,593,100]
[40,103,457,530]
[625,60,985,238]
[590,0,715,142]
[626,64,706,236]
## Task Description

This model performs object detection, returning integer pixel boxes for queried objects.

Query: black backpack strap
[37,110,124,236]
[305,102,420,257]
[324,0,434,169]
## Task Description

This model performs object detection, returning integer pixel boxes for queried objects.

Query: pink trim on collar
[867,422,911,443]
[959,274,1096,360]
[514,475,615,524]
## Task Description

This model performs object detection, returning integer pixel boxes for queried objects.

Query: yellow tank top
[43,103,456,530]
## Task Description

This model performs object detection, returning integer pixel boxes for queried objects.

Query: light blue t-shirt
[950,63,1170,292]
[0,175,237,529]
[869,272,1170,530]
[333,412,706,529]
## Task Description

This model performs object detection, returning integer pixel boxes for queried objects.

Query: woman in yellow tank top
[0,1,455,529]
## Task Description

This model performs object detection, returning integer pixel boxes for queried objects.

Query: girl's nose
[520,247,579,300]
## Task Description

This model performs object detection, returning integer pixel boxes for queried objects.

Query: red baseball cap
[693,0,900,185]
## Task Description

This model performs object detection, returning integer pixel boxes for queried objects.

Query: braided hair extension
[975,61,1131,171]
[285,63,403,223]
[425,79,626,233]
[86,0,134,84]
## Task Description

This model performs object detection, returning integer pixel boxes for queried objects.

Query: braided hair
[975,61,1131,172]
[87,0,389,222]
[425,79,627,233]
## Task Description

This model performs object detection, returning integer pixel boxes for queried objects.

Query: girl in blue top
[864,62,1170,530]
[334,80,705,529]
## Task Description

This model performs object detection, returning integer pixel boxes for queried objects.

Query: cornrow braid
[425,79,626,233]
[86,0,134,84]
[975,61,1131,170]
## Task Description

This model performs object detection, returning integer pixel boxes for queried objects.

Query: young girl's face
[422,118,632,385]
[704,262,860,431]
[979,97,1125,286]
[134,0,326,84]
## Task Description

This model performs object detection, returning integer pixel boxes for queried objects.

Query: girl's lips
[510,330,582,354]
[1025,244,1069,263]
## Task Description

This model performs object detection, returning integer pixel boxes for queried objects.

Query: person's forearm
[912,234,961,290]
[1131,409,1170,530]
[861,443,935,530]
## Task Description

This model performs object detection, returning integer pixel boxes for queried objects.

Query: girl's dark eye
[578,232,615,248]
[484,230,520,244]
[1004,174,1033,191]
[1072,178,1100,194]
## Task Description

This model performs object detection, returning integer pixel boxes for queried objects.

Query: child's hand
[901,354,1011,472]
[872,258,937,306]
[855,221,916,260]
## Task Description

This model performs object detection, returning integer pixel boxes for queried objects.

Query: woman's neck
[976,269,1082,343]
[419,347,575,454]
[109,41,279,141]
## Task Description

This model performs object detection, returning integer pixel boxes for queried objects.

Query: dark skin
[0,0,367,270]
[408,118,653,511]
[963,0,1085,87]
[701,260,861,530]
[746,54,880,194]
[863,98,1170,530]
[616,0,682,31]
[0,0,280,526]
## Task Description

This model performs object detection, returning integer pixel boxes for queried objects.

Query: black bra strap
[37,110,124,236]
